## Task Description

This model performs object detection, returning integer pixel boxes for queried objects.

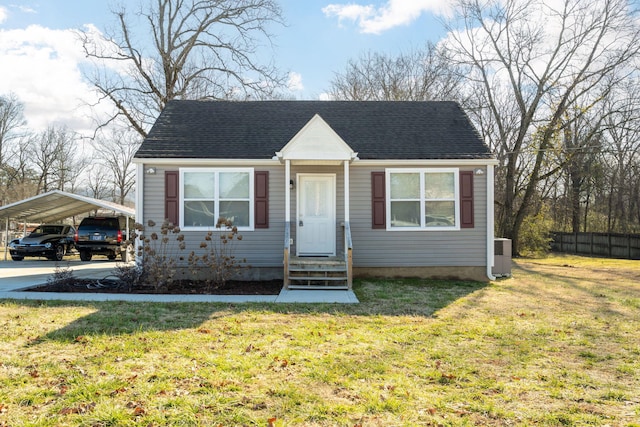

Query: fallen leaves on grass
[59,402,95,415]
[74,335,89,344]
[126,401,146,416]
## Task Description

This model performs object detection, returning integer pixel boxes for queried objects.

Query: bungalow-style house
[133,100,498,289]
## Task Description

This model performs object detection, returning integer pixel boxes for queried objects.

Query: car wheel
[11,256,24,261]
[107,253,116,260]
[51,245,65,261]
[79,251,92,261]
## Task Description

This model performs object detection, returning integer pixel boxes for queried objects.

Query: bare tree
[327,44,463,101]
[0,94,27,205]
[0,94,25,167]
[79,0,286,137]
[84,163,113,201]
[554,105,606,233]
[31,126,83,194]
[52,136,89,193]
[445,0,640,254]
[92,129,139,205]
[2,137,37,203]
[599,82,640,233]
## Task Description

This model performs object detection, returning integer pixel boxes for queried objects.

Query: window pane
[220,172,249,199]
[184,201,215,227]
[219,201,250,227]
[390,173,419,199]
[390,201,420,227]
[184,172,215,198]
[425,173,454,199]
[303,180,329,218]
[425,201,455,226]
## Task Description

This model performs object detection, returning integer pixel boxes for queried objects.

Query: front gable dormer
[275,114,358,164]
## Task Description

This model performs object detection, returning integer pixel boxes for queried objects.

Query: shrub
[112,262,144,291]
[47,264,75,287]
[187,217,249,291]
[135,220,185,291]
[519,205,554,256]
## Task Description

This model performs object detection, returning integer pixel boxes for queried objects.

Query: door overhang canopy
[0,190,135,224]
[275,114,358,164]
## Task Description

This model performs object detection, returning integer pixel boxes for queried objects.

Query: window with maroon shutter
[254,171,269,228]
[165,170,179,226]
[371,171,386,229]
[383,168,469,230]
[460,170,474,228]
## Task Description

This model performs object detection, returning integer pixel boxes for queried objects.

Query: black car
[8,224,76,261]
[74,216,134,262]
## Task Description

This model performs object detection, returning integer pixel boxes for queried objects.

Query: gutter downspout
[486,164,496,280]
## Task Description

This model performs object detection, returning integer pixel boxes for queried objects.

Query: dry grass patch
[1,254,639,426]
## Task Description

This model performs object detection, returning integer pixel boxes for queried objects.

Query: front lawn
[1,255,639,426]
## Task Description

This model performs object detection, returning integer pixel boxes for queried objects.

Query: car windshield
[32,225,63,235]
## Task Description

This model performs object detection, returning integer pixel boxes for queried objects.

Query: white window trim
[385,167,460,231]
[180,167,255,231]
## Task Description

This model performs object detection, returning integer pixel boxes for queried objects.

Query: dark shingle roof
[135,100,493,160]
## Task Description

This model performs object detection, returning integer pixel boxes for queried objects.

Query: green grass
[1,254,639,426]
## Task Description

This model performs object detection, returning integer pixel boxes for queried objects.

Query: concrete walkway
[0,260,359,304]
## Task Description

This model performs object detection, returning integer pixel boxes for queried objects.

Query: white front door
[297,174,336,256]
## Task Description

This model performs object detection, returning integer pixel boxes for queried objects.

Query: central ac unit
[492,238,512,277]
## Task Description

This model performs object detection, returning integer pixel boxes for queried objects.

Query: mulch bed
[26,279,283,295]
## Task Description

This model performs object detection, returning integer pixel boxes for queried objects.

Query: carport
[0,190,135,260]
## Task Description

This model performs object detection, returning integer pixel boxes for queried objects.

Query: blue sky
[0,0,452,134]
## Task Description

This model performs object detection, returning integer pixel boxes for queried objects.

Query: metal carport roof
[0,190,135,223]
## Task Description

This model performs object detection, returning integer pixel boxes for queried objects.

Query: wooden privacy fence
[551,232,640,260]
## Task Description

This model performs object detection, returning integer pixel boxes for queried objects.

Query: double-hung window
[386,168,459,230]
[180,168,254,230]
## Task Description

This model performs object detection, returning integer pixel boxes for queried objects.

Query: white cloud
[0,24,114,135]
[16,5,37,14]
[323,0,453,34]
[323,4,375,24]
[0,6,8,23]
[287,72,304,92]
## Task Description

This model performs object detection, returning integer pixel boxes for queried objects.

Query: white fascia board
[351,158,499,167]
[133,157,499,167]
[132,158,281,166]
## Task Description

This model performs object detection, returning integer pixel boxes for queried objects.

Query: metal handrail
[343,221,352,252]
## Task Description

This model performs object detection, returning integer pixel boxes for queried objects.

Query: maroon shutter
[254,171,269,229]
[460,170,474,228]
[165,170,179,226]
[372,172,386,229]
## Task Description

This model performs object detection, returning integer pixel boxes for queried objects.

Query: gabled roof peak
[276,114,357,162]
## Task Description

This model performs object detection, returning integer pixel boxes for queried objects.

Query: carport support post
[4,217,8,261]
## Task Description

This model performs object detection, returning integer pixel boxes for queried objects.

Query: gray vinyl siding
[142,164,285,268]
[141,162,487,269]
[349,165,487,267]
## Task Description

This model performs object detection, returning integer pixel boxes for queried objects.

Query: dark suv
[74,216,134,262]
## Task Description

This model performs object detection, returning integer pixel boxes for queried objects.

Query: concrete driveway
[0,258,121,292]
